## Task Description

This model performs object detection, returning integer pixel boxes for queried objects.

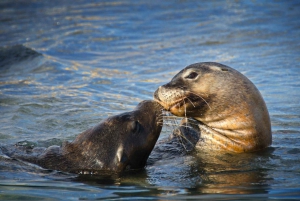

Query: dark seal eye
[185,72,198,79]
[129,121,140,133]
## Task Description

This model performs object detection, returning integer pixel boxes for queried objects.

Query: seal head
[154,62,271,153]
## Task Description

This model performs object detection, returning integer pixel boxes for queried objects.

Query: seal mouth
[168,97,188,111]
[167,93,202,112]
[154,89,201,112]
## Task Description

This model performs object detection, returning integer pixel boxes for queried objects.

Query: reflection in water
[195,150,272,194]
[142,132,273,195]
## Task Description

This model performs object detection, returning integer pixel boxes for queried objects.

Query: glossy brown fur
[154,62,271,153]
[9,100,163,174]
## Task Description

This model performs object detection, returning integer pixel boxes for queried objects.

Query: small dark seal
[3,100,163,174]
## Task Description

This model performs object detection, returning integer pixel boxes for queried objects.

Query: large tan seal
[154,62,271,153]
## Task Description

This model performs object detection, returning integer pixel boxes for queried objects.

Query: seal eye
[185,72,198,79]
[129,121,140,134]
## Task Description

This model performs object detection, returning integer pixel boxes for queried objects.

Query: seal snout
[153,87,161,102]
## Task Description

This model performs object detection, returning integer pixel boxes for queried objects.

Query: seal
[154,62,271,153]
[4,100,163,174]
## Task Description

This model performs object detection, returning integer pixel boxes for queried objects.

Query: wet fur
[2,100,163,174]
[154,62,272,153]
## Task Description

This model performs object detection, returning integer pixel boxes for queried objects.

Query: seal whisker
[175,102,181,111]
[177,86,210,110]
[165,124,174,135]
[183,99,189,128]
[185,90,211,110]
[181,121,199,127]
[163,123,193,127]
[156,122,164,127]
[173,128,194,151]
[161,118,176,135]
[178,134,188,151]
[185,97,196,108]
[171,114,180,131]
[156,117,164,126]
[161,116,181,119]
[156,121,164,127]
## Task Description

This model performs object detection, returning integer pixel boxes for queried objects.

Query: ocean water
[0,0,300,200]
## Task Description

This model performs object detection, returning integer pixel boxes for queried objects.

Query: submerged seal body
[4,100,163,173]
[154,62,271,153]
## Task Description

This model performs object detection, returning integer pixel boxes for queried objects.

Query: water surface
[0,0,300,200]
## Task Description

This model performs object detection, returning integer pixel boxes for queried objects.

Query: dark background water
[0,0,300,200]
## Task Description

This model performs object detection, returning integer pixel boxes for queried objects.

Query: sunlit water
[0,0,300,200]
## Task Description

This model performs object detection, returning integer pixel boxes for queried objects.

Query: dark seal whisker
[183,89,211,110]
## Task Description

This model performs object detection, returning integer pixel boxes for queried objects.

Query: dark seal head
[154,62,271,153]
[8,100,163,174]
